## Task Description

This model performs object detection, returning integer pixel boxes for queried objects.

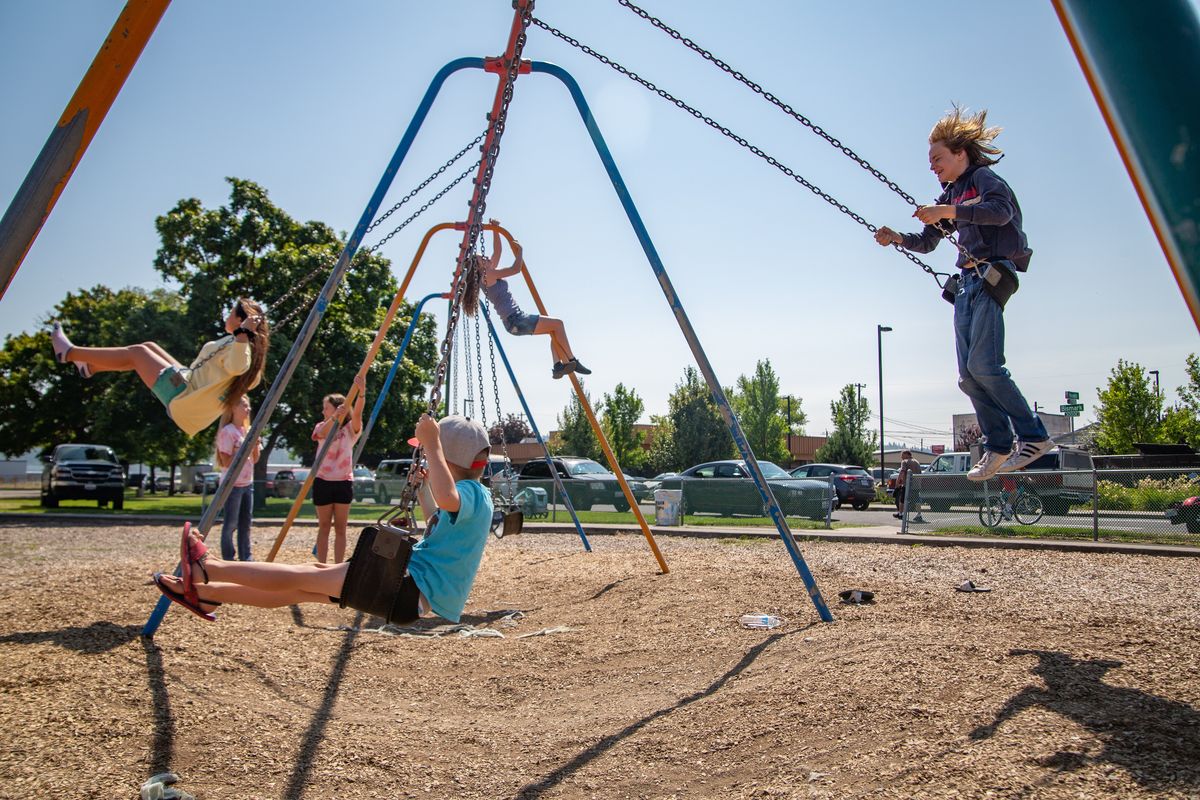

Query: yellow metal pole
[485,223,669,574]
[0,0,171,300]
[265,222,457,561]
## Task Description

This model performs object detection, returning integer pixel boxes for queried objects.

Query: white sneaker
[966,450,1007,481]
[997,439,1054,473]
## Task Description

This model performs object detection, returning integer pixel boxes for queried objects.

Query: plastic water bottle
[739,613,783,629]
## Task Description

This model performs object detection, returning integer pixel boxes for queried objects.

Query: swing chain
[615,0,918,205]
[365,130,487,239]
[532,16,959,287]
[425,0,532,419]
[484,300,515,488]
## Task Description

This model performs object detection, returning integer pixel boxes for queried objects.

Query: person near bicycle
[873,106,1051,481]
[894,450,923,520]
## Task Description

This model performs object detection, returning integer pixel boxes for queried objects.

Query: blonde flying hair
[929,105,1003,167]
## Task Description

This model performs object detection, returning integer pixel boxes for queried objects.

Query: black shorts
[313,477,353,506]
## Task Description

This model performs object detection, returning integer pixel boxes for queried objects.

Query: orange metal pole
[265,222,457,561]
[483,222,670,574]
[0,0,171,300]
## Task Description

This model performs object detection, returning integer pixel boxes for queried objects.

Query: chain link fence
[902,468,1200,546]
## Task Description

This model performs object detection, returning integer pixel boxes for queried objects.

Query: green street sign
[1065,391,1080,401]
[1060,403,1085,413]
[1063,409,1080,417]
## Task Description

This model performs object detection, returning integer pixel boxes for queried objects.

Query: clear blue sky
[2,1,1196,451]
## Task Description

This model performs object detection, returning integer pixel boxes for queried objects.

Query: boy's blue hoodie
[901,164,1032,272]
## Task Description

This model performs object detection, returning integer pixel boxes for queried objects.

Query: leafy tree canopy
[813,384,877,466]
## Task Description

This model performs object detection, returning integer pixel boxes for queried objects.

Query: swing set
[2,1,1197,635]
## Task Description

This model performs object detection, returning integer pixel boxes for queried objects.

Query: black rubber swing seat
[339,525,416,623]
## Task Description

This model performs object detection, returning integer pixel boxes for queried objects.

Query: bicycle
[978,477,1044,528]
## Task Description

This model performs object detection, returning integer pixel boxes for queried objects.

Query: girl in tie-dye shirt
[311,375,365,563]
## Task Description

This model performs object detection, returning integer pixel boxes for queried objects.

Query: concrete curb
[2,512,1197,558]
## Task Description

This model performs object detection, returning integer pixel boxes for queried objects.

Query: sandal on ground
[153,573,219,621]
[179,522,210,593]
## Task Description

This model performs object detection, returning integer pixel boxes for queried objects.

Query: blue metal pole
[143,58,487,636]
[480,303,591,551]
[530,61,833,622]
[353,292,444,464]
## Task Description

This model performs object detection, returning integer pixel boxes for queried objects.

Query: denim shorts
[151,366,189,408]
[504,311,540,335]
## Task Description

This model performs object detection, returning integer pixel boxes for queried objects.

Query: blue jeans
[954,270,1048,453]
[220,485,254,561]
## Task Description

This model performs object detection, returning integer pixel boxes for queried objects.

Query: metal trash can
[654,489,682,526]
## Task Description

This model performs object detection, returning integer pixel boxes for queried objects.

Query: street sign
[1065,391,1079,401]
[1062,409,1080,417]
[1060,403,1084,414]
[931,444,945,455]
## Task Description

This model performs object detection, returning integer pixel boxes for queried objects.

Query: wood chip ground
[0,521,1197,799]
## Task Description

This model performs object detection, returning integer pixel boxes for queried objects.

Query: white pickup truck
[917,448,1094,515]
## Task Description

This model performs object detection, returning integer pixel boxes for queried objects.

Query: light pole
[877,325,892,473]
[1150,369,1161,421]
[785,394,793,462]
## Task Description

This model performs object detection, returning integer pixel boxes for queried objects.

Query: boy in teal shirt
[155,414,494,624]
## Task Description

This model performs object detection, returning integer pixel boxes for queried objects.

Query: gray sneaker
[967,450,1008,481]
[997,439,1054,473]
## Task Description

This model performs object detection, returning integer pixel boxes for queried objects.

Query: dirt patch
[0,521,1197,799]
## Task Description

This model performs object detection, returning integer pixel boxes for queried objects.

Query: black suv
[41,443,125,509]
[788,463,875,510]
[517,456,639,512]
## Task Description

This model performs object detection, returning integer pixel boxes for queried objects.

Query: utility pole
[877,326,892,470]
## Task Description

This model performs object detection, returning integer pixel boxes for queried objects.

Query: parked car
[41,443,125,510]
[195,471,221,495]
[516,456,635,511]
[644,472,678,493]
[870,468,898,492]
[126,472,149,490]
[352,466,376,502]
[789,463,875,510]
[374,458,414,505]
[919,448,1093,514]
[154,475,182,493]
[659,460,832,519]
[482,456,519,497]
[273,468,312,500]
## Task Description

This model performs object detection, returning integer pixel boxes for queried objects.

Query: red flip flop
[179,522,209,594]
[154,573,219,621]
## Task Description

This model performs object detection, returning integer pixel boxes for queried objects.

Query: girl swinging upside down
[50,298,270,437]
[463,219,590,380]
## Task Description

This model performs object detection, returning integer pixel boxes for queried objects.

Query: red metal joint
[483,56,532,75]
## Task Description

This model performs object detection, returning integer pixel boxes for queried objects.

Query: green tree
[601,383,646,470]
[642,413,678,475]
[1160,354,1200,448]
[556,384,600,460]
[488,413,533,445]
[0,286,204,483]
[151,178,438,477]
[731,359,789,464]
[814,384,877,466]
[669,366,733,467]
[1093,359,1162,454]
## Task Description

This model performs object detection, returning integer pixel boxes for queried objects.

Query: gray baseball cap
[435,415,490,469]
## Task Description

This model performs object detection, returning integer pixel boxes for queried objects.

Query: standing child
[50,299,270,436]
[873,106,1051,481]
[462,219,590,380]
[153,414,494,626]
[312,375,366,564]
[214,395,260,561]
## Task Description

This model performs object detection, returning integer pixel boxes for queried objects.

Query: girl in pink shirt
[311,375,365,563]
[215,396,260,561]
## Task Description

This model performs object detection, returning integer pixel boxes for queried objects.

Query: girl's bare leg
[315,504,334,563]
[332,503,350,563]
[534,317,573,362]
[161,574,332,610]
[202,555,349,597]
[143,341,184,368]
[66,343,172,389]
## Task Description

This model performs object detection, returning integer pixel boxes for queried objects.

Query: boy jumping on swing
[154,414,494,625]
[874,106,1052,481]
